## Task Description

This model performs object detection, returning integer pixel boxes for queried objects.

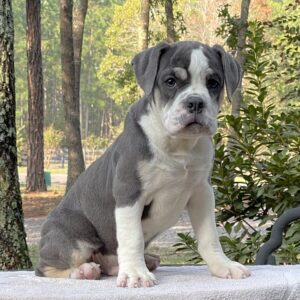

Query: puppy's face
[155,45,225,137]
[132,42,241,137]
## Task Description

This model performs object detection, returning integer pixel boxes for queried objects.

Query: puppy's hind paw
[145,253,160,271]
[70,262,101,280]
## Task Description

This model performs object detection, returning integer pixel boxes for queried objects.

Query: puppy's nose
[186,96,205,114]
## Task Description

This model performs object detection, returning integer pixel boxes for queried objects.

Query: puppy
[36,41,251,287]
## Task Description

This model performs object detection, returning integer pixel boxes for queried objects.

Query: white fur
[189,47,212,93]
[115,202,157,287]
[174,67,188,81]
[187,183,251,278]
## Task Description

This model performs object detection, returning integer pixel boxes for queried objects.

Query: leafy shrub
[44,125,64,169]
[174,13,300,265]
[266,2,300,103]
[214,104,300,264]
[16,125,27,166]
[174,104,300,265]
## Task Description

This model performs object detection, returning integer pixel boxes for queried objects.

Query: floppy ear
[213,45,241,102]
[132,42,170,96]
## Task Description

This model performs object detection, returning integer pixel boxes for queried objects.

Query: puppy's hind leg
[68,241,101,280]
[41,260,101,280]
[145,253,160,271]
[36,226,101,280]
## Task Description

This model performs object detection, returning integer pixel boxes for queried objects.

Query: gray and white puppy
[36,41,251,288]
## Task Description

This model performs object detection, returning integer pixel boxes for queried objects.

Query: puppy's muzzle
[185,96,205,114]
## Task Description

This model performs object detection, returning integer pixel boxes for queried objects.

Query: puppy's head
[132,41,241,137]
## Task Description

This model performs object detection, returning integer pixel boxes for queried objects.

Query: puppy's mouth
[186,121,201,127]
[184,117,207,129]
[185,121,209,132]
[164,112,216,136]
[181,117,214,135]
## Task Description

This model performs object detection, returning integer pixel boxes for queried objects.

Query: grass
[147,245,195,265]
[19,167,68,175]
[19,166,67,191]
[29,244,39,269]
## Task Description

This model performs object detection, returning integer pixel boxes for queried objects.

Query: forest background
[13,0,298,163]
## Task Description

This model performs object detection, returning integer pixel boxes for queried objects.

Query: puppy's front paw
[209,260,251,279]
[117,266,158,288]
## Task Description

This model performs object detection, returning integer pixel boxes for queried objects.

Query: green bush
[174,12,300,265]
[214,104,300,264]
[174,104,300,265]
[44,125,64,169]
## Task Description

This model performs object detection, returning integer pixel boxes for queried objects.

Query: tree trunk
[60,0,85,192]
[26,0,46,192]
[139,0,150,50]
[73,0,88,130]
[165,0,176,43]
[0,0,32,270]
[231,0,251,116]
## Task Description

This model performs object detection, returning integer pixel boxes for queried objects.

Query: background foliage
[11,0,300,264]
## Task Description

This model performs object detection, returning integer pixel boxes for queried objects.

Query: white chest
[139,156,212,243]
[138,109,215,243]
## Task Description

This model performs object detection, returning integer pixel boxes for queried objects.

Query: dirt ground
[22,190,63,218]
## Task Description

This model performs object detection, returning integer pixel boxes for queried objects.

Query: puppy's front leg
[115,201,157,288]
[187,182,251,279]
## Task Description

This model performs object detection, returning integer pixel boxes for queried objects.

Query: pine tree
[26,0,46,192]
[0,0,32,270]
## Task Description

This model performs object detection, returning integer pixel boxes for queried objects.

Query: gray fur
[132,42,170,96]
[212,44,241,101]
[36,98,153,275]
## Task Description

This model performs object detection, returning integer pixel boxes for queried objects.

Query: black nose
[186,96,205,114]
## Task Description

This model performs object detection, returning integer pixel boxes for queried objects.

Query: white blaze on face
[188,47,211,97]
[162,47,220,136]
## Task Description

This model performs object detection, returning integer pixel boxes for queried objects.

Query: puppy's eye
[207,79,219,89]
[165,77,176,88]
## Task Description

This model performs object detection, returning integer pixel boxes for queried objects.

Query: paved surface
[1,265,300,300]
[25,217,46,245]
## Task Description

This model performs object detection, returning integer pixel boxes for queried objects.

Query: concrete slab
[1,265,300,300]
